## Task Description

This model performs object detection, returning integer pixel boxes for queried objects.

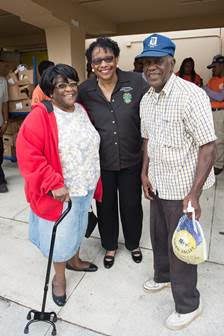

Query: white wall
[86,28,224,84]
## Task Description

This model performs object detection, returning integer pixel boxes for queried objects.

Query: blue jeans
[29,191,94,262]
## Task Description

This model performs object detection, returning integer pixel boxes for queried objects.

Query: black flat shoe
[52,283,66,307]
[103,255,115,269]
[214,167,223,175]
[131,249,143,263]
[66,262,98,272]
[0,183,8,193]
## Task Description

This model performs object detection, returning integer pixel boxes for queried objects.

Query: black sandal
[103,254,115,269]
[131,249,143,263]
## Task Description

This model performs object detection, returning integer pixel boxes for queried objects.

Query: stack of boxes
[7,66,33,113]
[3,117,24,159]
[3,65,33,159]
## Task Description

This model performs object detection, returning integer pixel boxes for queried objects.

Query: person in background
[204,55,224,175]
[133,57,147,82]
[86,48,96,79]
[176,57,203,87]
[78,37,148,269]
[138,33,216,330]
[0,75,8,193]
[16,64,101,306]
[133,57,144,73]
[86,61,95,79]
[31,60,55,105]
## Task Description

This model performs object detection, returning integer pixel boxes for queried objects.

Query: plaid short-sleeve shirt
[140,73,216,200]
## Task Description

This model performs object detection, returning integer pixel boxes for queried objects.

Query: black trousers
[96,163,143,251]
[150,197,200,314]
[0,137,5,184]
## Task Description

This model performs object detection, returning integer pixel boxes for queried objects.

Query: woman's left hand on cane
[51,187,70,202]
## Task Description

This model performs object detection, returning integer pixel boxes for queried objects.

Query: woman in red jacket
[16,64,101,306]
[176,57,203,87]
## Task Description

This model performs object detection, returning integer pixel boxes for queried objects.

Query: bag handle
[186,201,197,232]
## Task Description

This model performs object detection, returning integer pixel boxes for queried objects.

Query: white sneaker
[143,279,170,292]
[165,305,202,330]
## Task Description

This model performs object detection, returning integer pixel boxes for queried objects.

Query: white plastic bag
[172,201,207,265]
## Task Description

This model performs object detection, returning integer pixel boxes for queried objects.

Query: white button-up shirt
[140,73,216,200]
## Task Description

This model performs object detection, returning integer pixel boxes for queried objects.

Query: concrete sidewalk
[0,161,224,336]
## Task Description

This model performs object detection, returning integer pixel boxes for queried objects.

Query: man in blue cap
[138,34,216,330]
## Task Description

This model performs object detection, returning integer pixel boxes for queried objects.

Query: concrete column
[221,28,224,55]
[71,26,86,82]
[45,24,86,82]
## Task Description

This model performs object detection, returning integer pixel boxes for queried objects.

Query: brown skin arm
[183,141,216,220]
[141,138,154,200]
[0,102,8,137]
[51,186,70,202]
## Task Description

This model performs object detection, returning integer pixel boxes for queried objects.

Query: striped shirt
[140,73,216,200]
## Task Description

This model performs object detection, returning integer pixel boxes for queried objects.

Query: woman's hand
[51,186,70,202]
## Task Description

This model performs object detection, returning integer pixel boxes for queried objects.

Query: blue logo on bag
[177,215,202,245]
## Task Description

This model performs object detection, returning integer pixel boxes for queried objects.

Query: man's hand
[141,173,154,200]
[183,193,201,220]
[51,186,70,202]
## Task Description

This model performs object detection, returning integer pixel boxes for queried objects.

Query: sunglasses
[55,81,78,90]
[92,55,114,66]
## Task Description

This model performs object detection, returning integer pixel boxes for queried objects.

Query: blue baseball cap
[136,34,176,59]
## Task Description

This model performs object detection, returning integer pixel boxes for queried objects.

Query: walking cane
[24,199,72,336]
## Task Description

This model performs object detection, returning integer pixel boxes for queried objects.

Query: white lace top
[54,103,100,197]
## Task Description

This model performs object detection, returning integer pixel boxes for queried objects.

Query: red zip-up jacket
[16,101,102,221]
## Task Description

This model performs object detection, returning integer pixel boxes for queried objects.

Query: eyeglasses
[92,56,114,66]
[55,81,78,90]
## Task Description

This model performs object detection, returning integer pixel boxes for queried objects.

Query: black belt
[212,108,223,111]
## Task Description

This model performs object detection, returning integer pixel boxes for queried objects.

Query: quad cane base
[24,310,57,335]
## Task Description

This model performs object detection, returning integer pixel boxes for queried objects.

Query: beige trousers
[213,109,224,169]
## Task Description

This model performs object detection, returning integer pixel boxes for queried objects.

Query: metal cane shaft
[41,200,72,313]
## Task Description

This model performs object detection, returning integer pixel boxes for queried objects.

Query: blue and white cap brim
[136,50,173,59]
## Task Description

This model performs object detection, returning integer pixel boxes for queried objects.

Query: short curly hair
[86,37,120,63]
[40,63,79,97]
